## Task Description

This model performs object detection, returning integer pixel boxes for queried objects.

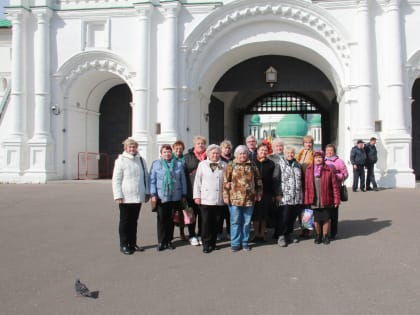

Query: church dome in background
[276,114,308,137]
[309,114,321,126]
[249,114,261,125]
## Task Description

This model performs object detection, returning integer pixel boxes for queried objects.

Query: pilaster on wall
[379,0,415,188]
[26,8,56,183]
[132,4,153,146]
[353,0,376,141]
[157,1,181,147]
[1,9,29,182]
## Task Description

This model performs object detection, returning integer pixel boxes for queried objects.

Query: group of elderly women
[112,135,348,255]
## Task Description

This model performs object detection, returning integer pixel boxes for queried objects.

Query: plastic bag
[301,208,314,230]
[182,202,195,225]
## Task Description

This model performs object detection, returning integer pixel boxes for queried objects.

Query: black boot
[314,234,322,244]
[323,235,330,245]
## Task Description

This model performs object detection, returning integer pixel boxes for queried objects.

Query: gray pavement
[1,181,420,315]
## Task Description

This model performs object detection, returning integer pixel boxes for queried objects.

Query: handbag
[173,210,182,225]
[340,184,348,202]
[301,208,314,230]
[182,202,196,225]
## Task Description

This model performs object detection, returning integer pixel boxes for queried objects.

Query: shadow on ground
[338,217,392,238]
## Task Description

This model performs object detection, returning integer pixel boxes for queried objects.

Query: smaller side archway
[55,51,135,179]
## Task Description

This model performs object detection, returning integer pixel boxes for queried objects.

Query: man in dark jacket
[364,137,378,191]
[350,140,367,192]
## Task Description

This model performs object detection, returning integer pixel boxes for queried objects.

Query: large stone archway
[180,0,350,155]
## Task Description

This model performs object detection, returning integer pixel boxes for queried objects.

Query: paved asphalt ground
[1,181,420,315]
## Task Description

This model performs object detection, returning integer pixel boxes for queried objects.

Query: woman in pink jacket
[324,144,348,239]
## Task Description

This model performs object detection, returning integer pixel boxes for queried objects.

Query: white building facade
[1,0,420,187]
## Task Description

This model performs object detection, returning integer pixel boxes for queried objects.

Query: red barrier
[77,152,109,180]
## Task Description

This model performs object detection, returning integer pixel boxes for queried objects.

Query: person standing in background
[324,144,348,239]
[184,136,207,246]
[350,140,367,192]
[245,135,258,161]
[172,140,187,241]
[218,140,234,240]
[364,137,378,191]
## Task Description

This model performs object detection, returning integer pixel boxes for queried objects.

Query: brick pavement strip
[0,182,420,315]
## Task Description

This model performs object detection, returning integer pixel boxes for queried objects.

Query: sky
[0,0,9,19]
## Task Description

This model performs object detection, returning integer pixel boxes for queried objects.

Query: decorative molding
[407,51,420,87]
[56,51,135,95]
[184,1,351,67]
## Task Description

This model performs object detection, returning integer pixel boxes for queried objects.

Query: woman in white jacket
[193,144,227,253]
[112,138,150,255]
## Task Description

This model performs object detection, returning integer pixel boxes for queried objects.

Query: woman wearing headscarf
[112,138,150,255]
[223,145,263,252]
[149,144,187,251]
[193,145,227,253]
[324,144,348,239]
[304,150,340,245]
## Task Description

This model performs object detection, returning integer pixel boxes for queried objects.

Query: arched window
[247,92,320,114]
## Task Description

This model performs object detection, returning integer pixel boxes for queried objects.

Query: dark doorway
[209,96,224,145]
[211,55,337,146]
[412,79,420,180]
[99,84,132,178]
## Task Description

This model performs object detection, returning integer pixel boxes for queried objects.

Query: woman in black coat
[252,143,276,242]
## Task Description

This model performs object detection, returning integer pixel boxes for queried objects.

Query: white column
[383,0,406,134]
[7,11,26,139]
[32,9,53,139]
[354,0,375,140]
[381,0,414,188]
[157,2,180,144]
[26,8,55,182]
[1,10,28,181]
[132,4,153,160]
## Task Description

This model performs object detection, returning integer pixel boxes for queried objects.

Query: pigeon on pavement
[75,279,98,298]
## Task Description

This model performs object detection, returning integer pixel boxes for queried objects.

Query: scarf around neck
[314,163,323,177]
[194,149,206,162]
[161,158,175,196]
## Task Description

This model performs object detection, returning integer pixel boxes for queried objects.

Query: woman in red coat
[304,150,340,245]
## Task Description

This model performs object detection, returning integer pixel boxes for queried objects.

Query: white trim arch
[182,0,351,96]
[408,50,420,89]
[56,50,135,98]
[54,51,135,180]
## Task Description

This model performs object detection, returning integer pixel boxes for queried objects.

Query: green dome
[249,114,261,125]
[276,114,308,137]
[309,114,321,126]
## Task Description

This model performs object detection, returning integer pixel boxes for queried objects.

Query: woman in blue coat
[150,144,187,251]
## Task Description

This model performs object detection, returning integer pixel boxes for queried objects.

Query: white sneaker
[189,237,199,246]
[197,236,202,245]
